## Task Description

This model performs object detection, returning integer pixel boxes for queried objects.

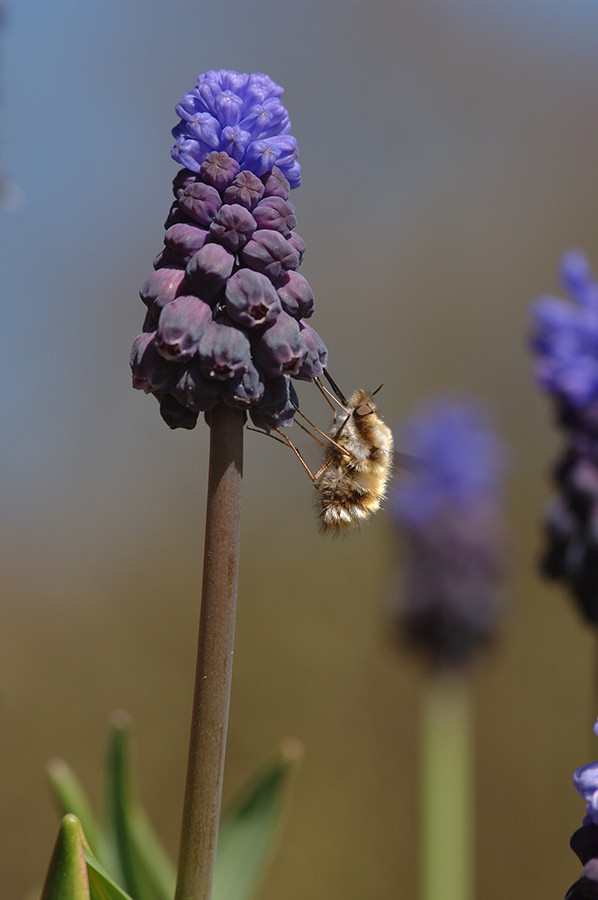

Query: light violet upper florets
[171,69,301,188]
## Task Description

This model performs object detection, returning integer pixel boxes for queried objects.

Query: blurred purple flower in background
[532,249,598,410]
[530,251,598,623]
[566,720,598,900]
[390,398,507,670]
[573,720,598,827]
[130,69,327,430]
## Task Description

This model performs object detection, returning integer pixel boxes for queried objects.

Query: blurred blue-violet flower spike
[573,720,598,826]
[172,70,301,188]
[567,720,598,900]
[130,70,327,430]
[531,249,598,410]
[390,398,508,670]
[530,251,598,624]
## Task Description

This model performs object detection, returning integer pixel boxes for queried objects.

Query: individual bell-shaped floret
[131,333,180,393]
[172,359,221,411]
[200,150,240,191]
[140,268,187,315]
[223,170,265,210]
[224,269,281,329]
[287,231,305,264]
[250,375,298,431]
[295,323,328,380]
[172,168,198,199]
[221,363,265,409]
[159,392,200,429]
[252,197,296,236]
[209,204,257,253]
[252,312,307,377]
[186,243,235,299]
[198,317,252,380]
[276,271,314,319]
[179,182,222,226]
[164,223,212,264]
[242,230,299,282]
[156,296,213,361]
[261,166,290,200]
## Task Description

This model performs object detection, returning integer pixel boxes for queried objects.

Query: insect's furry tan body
[318,388,393,532]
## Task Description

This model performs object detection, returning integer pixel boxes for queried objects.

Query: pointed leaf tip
[104,712,176,900]
[40,814,90,900]
[47,759,101,858]
[278,737,304,764]
[108,710,133,732]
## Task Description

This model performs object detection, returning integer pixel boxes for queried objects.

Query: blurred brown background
[1,0,598,897]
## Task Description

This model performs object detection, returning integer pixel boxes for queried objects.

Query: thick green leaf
[212,739,303,900]
[104,712,176,900]
[47,759,102,859]
[40,814,90,900]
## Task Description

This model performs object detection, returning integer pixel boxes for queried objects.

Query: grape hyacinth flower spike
[530,250,598,623]
[390,397,507,670]
[130,68,326,433]
[129,70,327,900]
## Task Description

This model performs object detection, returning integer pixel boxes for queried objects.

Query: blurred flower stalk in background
[389,398,508,900]
[530,250,598,624]
[530,251,598,899]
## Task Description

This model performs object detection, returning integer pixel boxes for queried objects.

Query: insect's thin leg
[247,425,292,447]
[314,378,351,416]
[275,433,318,483]
[293,406,352,457]
[252,415,318,483]
[333,412,352,442]
[313,457,334,482]
[294,419,329,449]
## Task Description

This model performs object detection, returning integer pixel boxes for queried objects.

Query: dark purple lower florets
[131,153,327,429]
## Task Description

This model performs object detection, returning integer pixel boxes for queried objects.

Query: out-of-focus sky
[1,0,597,514]
[2,2,598,899]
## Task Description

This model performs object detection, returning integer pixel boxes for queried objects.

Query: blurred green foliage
[38,714,302,900]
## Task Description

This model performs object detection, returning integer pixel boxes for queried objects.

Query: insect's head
[353,383,385,417]
[350,387,378,417]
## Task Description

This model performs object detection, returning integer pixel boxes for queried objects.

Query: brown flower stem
[175,404,244,900]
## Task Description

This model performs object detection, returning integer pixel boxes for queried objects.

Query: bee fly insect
[250,372,393,533]
[312,377,393,533]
